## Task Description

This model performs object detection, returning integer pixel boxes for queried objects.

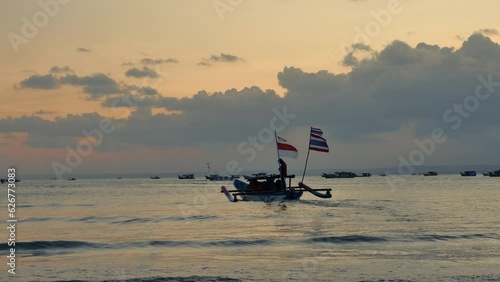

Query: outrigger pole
[301,127,312,183]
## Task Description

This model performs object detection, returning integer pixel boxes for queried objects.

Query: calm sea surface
[1,175,499,282]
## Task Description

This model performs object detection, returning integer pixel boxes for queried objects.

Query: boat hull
[240,191,303,202]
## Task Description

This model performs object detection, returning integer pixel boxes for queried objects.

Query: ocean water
[1,175,500,282]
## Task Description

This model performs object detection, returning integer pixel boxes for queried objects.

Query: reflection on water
[1,176,499,281]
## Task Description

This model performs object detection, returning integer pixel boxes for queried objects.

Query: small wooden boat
[322,171,356,178]
[423,171,438,176]
[460,171,477,177]
[178,174,195,179]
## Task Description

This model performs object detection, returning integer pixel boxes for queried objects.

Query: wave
[54,276,241,282]
[412,233,500,241]
[306,233,500,245]
[307,235,388,244]
[10,233,500,257]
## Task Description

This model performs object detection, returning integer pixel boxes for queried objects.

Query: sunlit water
[1,175,499,281]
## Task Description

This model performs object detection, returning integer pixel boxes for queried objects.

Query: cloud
[198,53,245,66]
[140,58,179,65]
[121,61,134,66]
[4,33,500,165]
[60,73,121,98]
[19,74,59,90]
[50,66,73,74]
[342,43,374,66]
[477,28,499,36]
[16,69,160,100]
[35,110,56,115]
[125,66,159,78]
[76,47,91,52]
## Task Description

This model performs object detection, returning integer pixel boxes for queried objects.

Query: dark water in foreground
[1,176,499,281]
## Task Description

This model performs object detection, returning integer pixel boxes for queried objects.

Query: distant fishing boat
[483,172,489,176]
[1,178,20,183]
[423,171,438,176]
[150,176,160,179]
[488,170,500,177]
[178,174,195,180]
[67,177,76,181]
[355,173,371,177]
[221,128,332,202]
[460,171,477,177]
[205,163,238,181]
[321,171,356,178]
[379,173,387,177]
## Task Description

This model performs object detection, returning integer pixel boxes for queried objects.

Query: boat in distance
[322,171,356,178]
[487,170,500,177]
[460,171,477,177]
[178,174,195,179]
[423,171,438,176]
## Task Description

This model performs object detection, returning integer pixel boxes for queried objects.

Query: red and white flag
[277,136,298,158]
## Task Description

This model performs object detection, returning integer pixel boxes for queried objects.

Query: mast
[274,131,280,161]
[301,127,312,183]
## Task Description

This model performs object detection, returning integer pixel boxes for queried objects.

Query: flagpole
[301,127,312,183]
[274,130,280,162]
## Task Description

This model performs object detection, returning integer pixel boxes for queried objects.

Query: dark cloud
[35,110,56,115]
[19,74,59,90]
[76,47,91,52]
[4,34,500,163]
[342,43,373,66]
[60,73,121,98]
[121,61,134,66]
[16,69,160,100]
[477,28,499,36]
[50,66,73,74]
[198,53,245,66]
[125,67,159,78]
[140,58,179,65]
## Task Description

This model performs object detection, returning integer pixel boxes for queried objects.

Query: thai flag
[277,136,298,158]
[309,127,329,153]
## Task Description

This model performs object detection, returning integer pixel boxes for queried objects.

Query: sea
[1,175,499,282]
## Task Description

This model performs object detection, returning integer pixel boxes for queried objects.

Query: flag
[277,136,298,158]
[309,127,329,152]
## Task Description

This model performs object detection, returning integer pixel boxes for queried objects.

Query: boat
[67,177,76,180]
[460,171,477,177]
[178,174,195,179]
[221,128,333,203]
[205,163,237,181]
[379,173,387,177]
[355,173,371,177]
[488,170,500,177]
[150,176,160,179]
[243,172,268,180]
[1,178,21,183]
[423,171,438,176]
[222,167,332,202]
[483,172,489,176]
[321,171,356,178]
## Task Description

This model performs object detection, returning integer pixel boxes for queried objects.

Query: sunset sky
[1,0,500,176]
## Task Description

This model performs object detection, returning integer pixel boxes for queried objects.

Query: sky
[1,0,500,177]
